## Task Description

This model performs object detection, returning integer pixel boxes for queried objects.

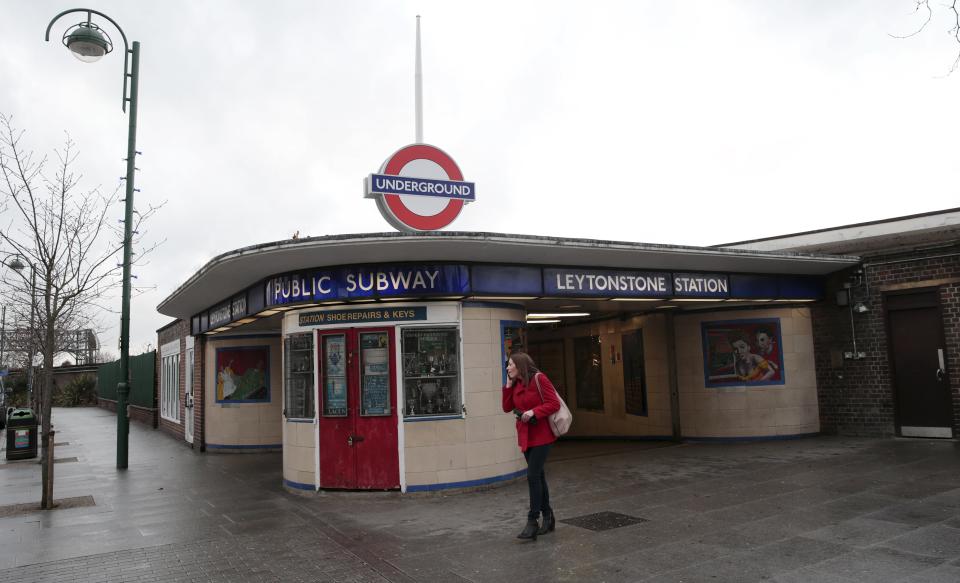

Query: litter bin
[6,408,38,460]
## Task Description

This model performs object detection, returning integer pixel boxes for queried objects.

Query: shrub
[52,376,97,407]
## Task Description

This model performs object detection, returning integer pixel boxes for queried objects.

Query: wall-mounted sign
[544,268,672,297]
[299,307,427,327]
[673,273,729,298]
[193,261,824,333]
[268,265,469,306]
[365,144,475,232]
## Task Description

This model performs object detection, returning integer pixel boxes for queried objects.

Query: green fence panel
[96,360,120,401]
[96,351,156,409]
[129,351,156,409]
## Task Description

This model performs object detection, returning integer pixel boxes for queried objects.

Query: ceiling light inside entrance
[527,319,560,324]
[527,312,590,319]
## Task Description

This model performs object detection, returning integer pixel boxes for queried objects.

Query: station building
[723,207,960,439]
[149,231,869,493]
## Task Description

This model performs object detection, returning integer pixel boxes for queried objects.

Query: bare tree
[0,113,158,509]
[893,0,960,73]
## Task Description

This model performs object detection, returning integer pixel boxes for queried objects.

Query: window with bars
[160,351,181,422]
[574,335,604,411]
[285,333,315,419]
[622,330,648,416]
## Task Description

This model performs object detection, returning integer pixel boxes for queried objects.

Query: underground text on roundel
[368,174,476,201]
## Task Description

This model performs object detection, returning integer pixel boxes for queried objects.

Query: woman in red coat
[502,352,561,540]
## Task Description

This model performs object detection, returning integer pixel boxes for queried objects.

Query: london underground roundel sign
[365,144,476,232]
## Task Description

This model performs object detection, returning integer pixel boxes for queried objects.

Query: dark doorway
[886,290,953,438]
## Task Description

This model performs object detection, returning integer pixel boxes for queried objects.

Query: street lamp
[46,8,140,469]
[5,256,37,411]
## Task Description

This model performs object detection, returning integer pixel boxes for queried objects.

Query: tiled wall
[282,421,315,487]
[204,336,283,450]
[403,305,526,489]
[675,308,819,438]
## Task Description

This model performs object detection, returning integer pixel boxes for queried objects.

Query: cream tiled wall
[528,314,674,437]
[283,421,316,487]
[204,336,283,449]
[403,305,527,488]
[676,308,819,438]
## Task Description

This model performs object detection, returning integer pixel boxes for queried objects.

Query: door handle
[937,368,945,382]
[347,435,365,447]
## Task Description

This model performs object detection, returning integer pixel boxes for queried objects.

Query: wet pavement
[1,407,960,582]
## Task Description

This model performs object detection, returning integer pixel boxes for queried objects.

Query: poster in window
[215,346,270,403]
[500,321,526,385]
[361,332,390,415]
[323,335,348,416]
[702,318,785,387]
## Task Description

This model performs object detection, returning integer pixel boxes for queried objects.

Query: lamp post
[46,8,139,469]
[5,256,37,411]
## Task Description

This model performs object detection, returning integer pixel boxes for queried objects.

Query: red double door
[317,327,400,489]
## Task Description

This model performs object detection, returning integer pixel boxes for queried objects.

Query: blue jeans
[524,444,552,521]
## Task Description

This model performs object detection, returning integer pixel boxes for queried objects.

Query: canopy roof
[157,232,859,320]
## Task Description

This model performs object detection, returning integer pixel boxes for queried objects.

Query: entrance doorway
[886,290,953,438]
[317,327,400,489]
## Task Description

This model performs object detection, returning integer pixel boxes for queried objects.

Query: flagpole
[415,15,423,143]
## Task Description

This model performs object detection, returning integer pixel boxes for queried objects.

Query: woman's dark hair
[508,351,539,384]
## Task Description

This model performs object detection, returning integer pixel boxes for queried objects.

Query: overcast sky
[2,1,959,356]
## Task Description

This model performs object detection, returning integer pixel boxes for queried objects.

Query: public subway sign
[267,264,470,306]
[364,144,475,232]
[544,268,673,298]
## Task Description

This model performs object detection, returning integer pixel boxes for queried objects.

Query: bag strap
[533,372,545,404]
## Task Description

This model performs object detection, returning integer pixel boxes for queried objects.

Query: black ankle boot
[537,510,555,535]
[517,519,539,540]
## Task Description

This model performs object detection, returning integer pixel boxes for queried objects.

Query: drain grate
[560,511,648,532]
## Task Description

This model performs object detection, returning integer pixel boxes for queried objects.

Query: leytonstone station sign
[365,144,475,232]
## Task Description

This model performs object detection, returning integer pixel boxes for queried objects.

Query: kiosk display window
[284,333,315,419]
[322,334,348,417]
[401,327,461,417]
[360,331,391,416]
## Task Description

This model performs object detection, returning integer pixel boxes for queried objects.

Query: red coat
[502,372,561,452]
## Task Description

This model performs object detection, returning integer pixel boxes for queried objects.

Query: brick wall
[156,320,204,449]
[812,247,960,436]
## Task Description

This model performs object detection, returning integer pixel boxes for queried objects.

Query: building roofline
[714,207,960,248]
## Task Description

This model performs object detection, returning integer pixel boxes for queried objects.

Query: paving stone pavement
[2,408,960,582]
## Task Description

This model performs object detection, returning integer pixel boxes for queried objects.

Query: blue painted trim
[561,434,675,441]
[283,479,315,491]
[462,301,525,310]
[206,443,283,450]
[682,432,819,443]
[209,333,282,340]
[403,415,463,422]
[407,469,527,492]
[285,418,315,424]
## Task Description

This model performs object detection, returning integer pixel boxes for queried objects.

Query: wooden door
[318,328,399,489]
[887,291,953,437]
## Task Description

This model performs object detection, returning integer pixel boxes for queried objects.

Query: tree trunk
[40,321,55,509]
